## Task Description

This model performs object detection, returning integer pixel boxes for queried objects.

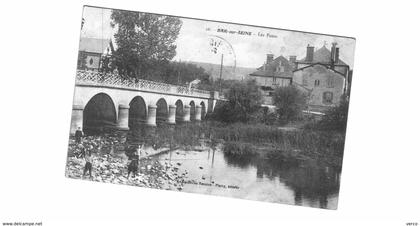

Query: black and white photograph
[66,6,355,209]
[1,1,420,225]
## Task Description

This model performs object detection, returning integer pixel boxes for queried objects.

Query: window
[276,65,284,72]
[327,76,334,88]
[314,79,320,86]
[323,92,333,104]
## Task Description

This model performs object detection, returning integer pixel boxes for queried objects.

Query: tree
[272,85,308,125]
[156,61,211,86]
[212,80,263,123]
[110,10,182,78]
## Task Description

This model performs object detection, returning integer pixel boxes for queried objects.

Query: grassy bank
[124,121,345,167]
[181,121,345,167]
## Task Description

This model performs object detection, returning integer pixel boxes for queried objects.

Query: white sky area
[81,6,355,69]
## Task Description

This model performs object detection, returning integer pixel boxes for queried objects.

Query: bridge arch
[83,92,117,134]
[128,96,147,128]
[156,98,168,125]
[175,99,184,123]
[70,76,217,134]
[189,100,196,121]
[200,101,206,119]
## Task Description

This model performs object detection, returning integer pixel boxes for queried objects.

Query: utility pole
[219,54,224,93]
[177,59,181,85]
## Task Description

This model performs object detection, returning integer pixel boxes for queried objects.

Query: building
[293,63,346,112]
[249,54,295,105]
[292,43,349,112]
[295,43,349,74]
[77,37,114,70]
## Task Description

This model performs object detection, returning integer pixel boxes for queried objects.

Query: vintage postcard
[66,5,355,209]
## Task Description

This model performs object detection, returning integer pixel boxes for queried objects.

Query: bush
[261,111,278,125]
[250,107,278,125]
[222,142,257,157]
[310,96,349,131]
[211,80,263,123]
[272,85,308,125]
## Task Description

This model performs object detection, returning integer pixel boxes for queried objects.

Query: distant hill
[186,61,256,81]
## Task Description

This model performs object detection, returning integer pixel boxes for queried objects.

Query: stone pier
[70,105,84,135]
[117,104,129,130]
[183,105,191,122]
[168,105,176,124]
[195,106,202,121]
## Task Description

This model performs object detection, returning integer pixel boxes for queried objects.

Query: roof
[79,38,113,54]
[298,45,347,66]
[249,55,294,78]
[293,63,346,77]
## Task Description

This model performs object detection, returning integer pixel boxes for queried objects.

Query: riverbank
[65,135,188,191]
[66,120,346,188]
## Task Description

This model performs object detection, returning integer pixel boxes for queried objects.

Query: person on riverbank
[75,127,83,144]
[83,150,93,178]
[77,144,86,159]
[127,155,139,178]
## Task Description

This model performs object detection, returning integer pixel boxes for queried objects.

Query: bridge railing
[75,70,211,98]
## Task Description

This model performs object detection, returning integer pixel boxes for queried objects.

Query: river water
[86,125,341,209]
[154,147,340,209]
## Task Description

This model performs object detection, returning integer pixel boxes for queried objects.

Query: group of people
[74,127,143,179]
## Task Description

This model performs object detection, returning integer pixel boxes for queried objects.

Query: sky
[81,6,355,69]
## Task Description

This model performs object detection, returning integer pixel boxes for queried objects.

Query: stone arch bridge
[70,70,222,135]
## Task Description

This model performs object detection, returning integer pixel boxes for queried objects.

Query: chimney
[266,54,274,64]
[306,45,314,62]
[330,42,337,63]
[289,55,296,63]
[289,55,297,70]
[335,48,340,63]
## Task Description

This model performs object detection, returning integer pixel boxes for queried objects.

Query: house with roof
[292,43,349,111]
[295,43,349,75]
[77,37,114,70]
[249,54,295,105]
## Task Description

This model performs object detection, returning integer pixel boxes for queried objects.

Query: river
[84,124,341,209]
[153,147,340,209]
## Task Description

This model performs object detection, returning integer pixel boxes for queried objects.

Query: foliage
[222,142,256,157]
[110,10,182,78]
[211,80,263,123]
[148,61,212,87]
[272,85,308,125]
[210,122,345,166]
[195,79,244,94]
[124,120,345,167]
[252,107,278,125]
[309,95,350,131]
[100,54,116,73]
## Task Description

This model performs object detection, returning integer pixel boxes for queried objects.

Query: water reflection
[155,146,340,209]
[253,157,340,209]
[89,124,341,209]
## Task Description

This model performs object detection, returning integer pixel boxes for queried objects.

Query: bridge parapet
[76,70,211,98]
